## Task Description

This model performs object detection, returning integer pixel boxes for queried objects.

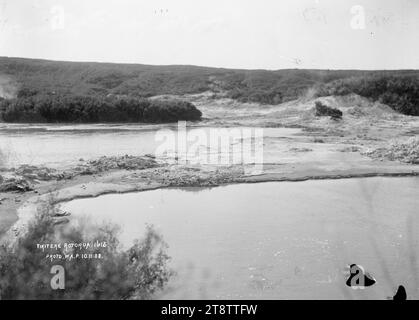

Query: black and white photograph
[0,0,418,306]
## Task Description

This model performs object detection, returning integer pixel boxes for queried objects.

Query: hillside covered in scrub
[0,57,419,121]
[316,75,419,116]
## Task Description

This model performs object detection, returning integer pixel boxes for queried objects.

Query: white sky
[0,0,418,70]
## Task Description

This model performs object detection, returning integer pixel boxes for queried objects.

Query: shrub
[0,94,202,123]
[314,101,342,119]
[228,88,283,104]
[317,75,419,116]
[0,204,172,300]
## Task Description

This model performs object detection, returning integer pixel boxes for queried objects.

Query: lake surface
[61,177,419,299]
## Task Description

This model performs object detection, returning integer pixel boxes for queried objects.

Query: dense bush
[314,101,342,119]
[2,57,419,107]
[0,204,172,299]
[228,88,283,104]
[0,94,202,123]
[317,75,419,116]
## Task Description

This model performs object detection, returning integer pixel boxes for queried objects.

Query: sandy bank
[2,157,418,245]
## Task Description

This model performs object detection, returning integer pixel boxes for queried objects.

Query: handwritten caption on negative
[36,241,108,262]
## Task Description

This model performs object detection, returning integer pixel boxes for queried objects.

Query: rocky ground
[363,137,419,164]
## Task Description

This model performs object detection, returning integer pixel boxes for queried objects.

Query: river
[0,123,303,168]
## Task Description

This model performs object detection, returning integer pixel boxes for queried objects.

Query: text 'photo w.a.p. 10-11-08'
[0,0,418,307]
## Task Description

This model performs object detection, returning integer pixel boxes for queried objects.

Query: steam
[0,75,18,99]
[299,86,318,102]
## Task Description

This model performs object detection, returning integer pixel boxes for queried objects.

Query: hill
[1,57,419,118]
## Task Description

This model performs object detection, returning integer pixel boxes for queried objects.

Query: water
[0,123,301,168]
[61,177,419,299]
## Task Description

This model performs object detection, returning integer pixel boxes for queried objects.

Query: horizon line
[1,55,418,73]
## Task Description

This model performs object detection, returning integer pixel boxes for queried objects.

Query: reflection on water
[61,177,419,299]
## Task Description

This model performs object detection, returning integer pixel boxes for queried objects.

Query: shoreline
[2,160,418,244]
[47,169,419,206]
